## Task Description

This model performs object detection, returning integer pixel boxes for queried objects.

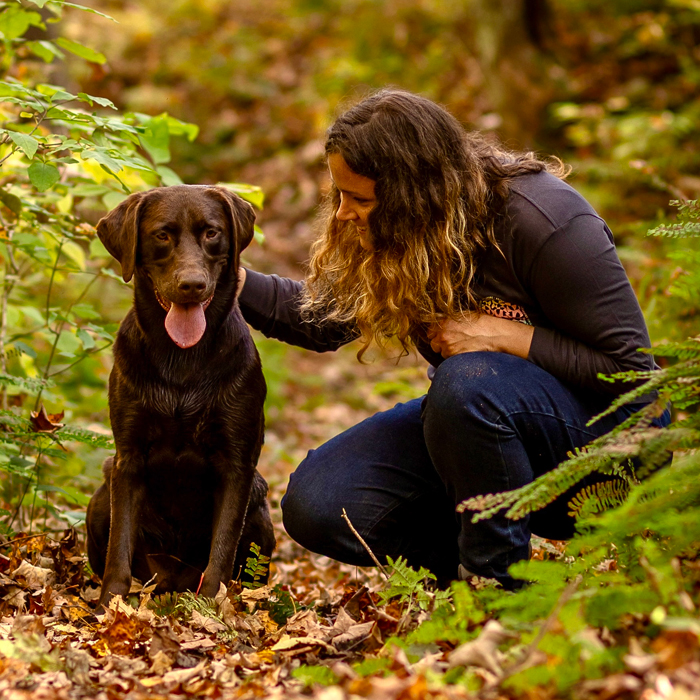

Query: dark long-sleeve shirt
[238,171,656,398]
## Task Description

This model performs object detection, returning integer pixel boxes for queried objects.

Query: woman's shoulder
[506,170,600,232]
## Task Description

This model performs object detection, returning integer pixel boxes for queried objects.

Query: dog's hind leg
[86,479,111,579]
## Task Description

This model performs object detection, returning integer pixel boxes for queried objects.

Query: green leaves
[378,556,449,613]
[0,5,44,41]
[0,188,22,215]
[28,162,60,191]
[243,542,271,589]
[55,37,106,65]
[26,40,64,64]
[219,182,265,210]
[138,113,198,166]
[139,115,171,165]
[8,132,39,159]
[77,92,116,109]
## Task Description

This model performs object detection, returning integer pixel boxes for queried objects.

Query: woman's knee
[425,352,524,421]
[281,451,334,551]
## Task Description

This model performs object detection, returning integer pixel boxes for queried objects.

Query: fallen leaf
[98,608,151,655]
[286,608,323,637]
[448,620,514,676]
[271,633,336,653]
[180,637,218,650]
[190,609,226,634]
[651,631,700,671]
[161,660,207,686]
[12,560,54,590]
[332,621,376,651]
[30,404,65,433]
[148,620,180,662]
[240,585,272,612]
[149,649,174,675]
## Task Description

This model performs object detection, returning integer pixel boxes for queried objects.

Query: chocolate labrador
[86,185,275,609]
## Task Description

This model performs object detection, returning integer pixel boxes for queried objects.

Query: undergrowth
[368,199,700,695]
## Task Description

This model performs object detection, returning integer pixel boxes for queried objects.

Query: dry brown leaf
[148,620,180,662]
[30,404,65,433]
[3,587,28,612]
[240,585,273,612]
[652,631,700,671]
[11,614,45,639]
[103,654,149,677]
[329,607,355,636]
[62,645,92,686]
[12,561,54,590]
[180,637,218,650]
[161,659,207,686]
[286,608,323,637]
[271,633,336,653]
[98,608,151,656]
[189,609,226,634]
[448,620,514,676]
[332,621,376,651]
[256,609,279,636]
[149,649,174,675]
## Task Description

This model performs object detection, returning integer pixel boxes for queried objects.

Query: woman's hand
[236,267,246,300]
[427,312,535,360]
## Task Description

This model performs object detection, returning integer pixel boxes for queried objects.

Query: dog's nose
[177,273,207,294]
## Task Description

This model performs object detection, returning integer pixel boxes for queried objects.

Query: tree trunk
[468,0,557,148]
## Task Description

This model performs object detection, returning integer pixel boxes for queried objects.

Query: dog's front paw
[96,578,131,613]
[198,572,224,599]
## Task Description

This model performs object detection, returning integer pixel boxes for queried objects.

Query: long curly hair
[301,89,568,360]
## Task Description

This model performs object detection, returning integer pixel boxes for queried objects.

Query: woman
[237,89,667,589]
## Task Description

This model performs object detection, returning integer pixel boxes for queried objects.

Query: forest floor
[1,343,700,700]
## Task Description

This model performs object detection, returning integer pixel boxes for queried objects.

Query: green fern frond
[459,421,684,523]
[242,542,270,590]
[567,480,630,519]
[651,336,700,358]
[648,199,700,237]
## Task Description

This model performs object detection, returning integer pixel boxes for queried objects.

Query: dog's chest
[141,380,215,419]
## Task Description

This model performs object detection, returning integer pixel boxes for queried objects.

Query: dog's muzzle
[155,288,214,348]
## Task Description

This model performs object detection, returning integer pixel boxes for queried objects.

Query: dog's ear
[96,192,148,282]
[212,188,257,252]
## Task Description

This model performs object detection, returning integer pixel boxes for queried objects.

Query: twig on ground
[341,507,390,580]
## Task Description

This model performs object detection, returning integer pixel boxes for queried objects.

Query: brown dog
[86,185,275,609]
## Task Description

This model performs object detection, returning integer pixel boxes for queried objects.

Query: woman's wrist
[494,320,534,360]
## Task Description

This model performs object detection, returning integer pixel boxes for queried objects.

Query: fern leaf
[567,480,629,519]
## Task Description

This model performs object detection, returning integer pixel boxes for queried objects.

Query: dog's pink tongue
[164,302,206,348]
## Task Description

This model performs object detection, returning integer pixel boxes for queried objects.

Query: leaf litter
[2,345,700,699]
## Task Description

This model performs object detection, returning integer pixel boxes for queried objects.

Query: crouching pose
[238,89,668,589]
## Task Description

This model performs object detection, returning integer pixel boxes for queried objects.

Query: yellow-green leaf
[0,7,44,41]
[218,182,265,210]
[62,241,86,271]
[55,37,106,65]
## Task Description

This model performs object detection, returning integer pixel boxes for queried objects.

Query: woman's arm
[428,313,534,360]
[237,268,358,352]
[523,215,655,393]
[428,214,655,396]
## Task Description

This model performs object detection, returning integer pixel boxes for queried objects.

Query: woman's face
[328,152,377,251]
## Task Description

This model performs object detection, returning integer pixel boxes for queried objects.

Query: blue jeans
[281,352,670,588]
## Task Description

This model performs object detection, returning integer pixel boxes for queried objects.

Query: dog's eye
[154,231,169,242]
[205,229,220,239]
